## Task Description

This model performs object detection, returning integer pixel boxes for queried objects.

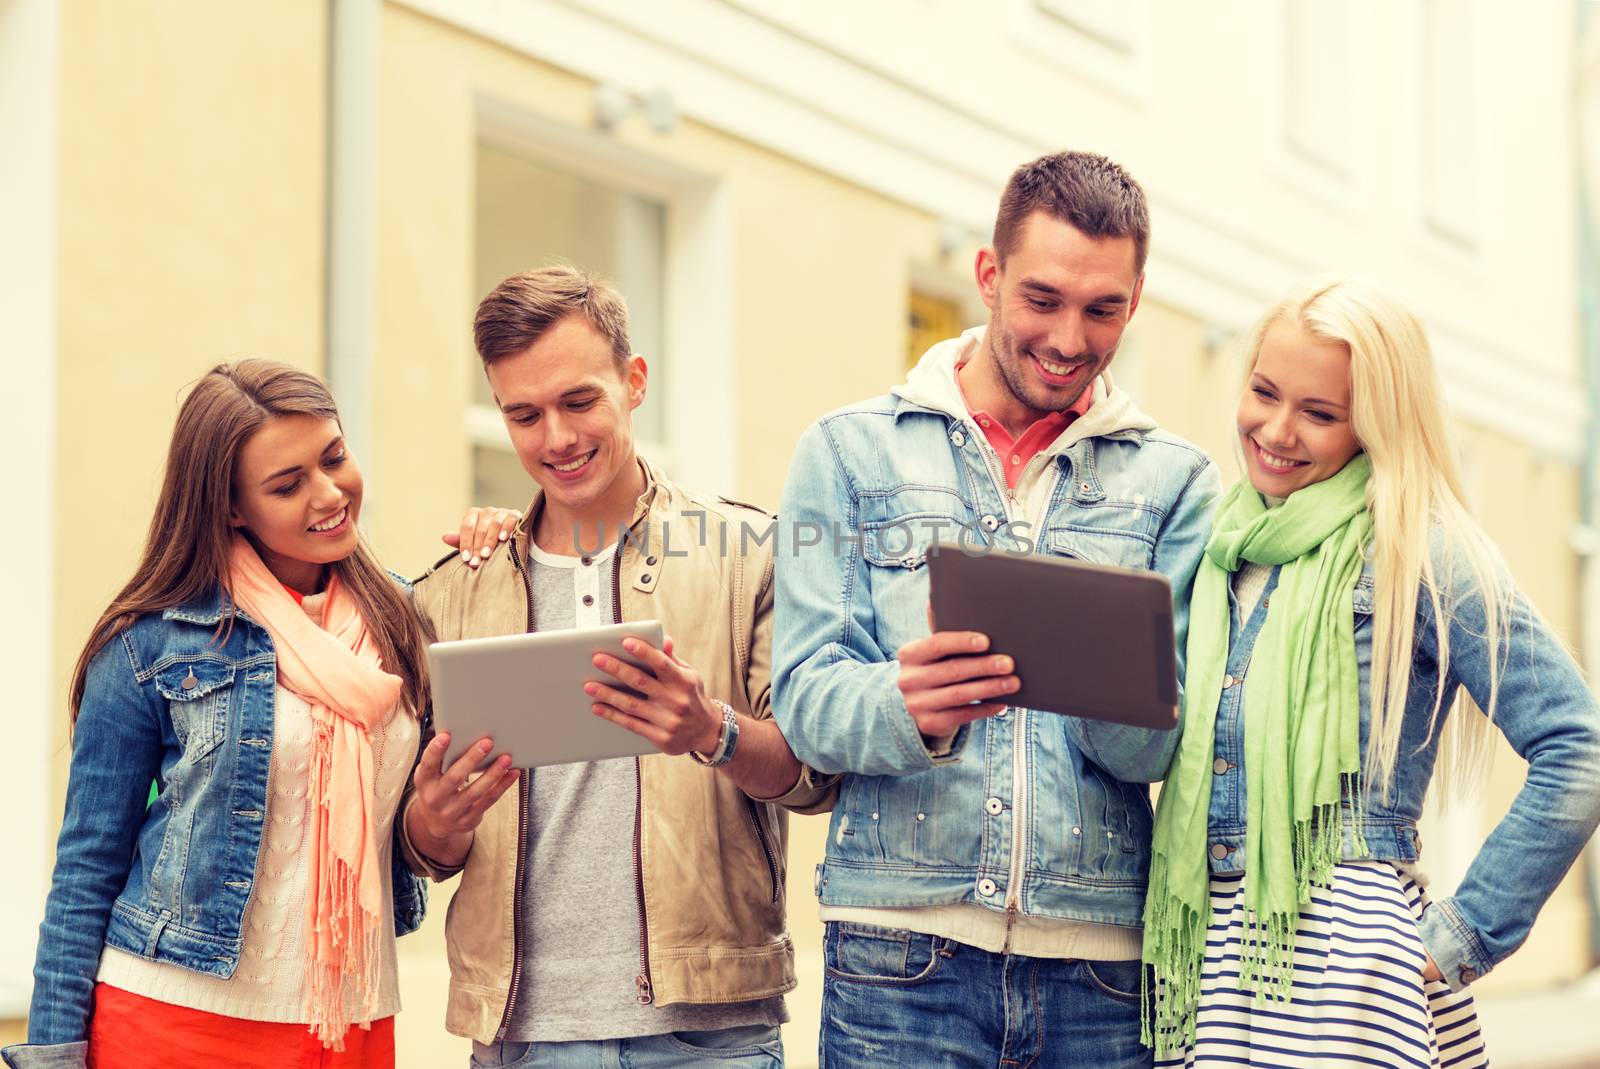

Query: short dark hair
[473,264,632,370]
[992,151,1150,272]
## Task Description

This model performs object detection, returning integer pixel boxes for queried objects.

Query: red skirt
[86,983,395,1069]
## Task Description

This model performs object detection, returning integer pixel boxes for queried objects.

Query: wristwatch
[690,699,740,768]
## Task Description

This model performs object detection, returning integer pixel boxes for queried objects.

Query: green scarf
[1142,454,1373,1054]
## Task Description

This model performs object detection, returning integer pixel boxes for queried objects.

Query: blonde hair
[1241,278,1511,797]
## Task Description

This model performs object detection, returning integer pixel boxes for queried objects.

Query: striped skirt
[1154,860,1489,1069]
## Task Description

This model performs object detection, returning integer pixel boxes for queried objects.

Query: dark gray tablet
[926,543,1177,729]
[428,619,665,771]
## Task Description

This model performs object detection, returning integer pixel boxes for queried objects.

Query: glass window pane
[471,141,667,445]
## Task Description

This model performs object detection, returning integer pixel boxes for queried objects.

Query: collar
[514,455,661,566]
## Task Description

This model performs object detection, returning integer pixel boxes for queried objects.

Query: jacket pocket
[745,797,782,904]
[860,521,938,656]
[1044,526,1155,571]
[153,658,236,760]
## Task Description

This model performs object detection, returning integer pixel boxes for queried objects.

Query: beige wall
[49,0,328,795]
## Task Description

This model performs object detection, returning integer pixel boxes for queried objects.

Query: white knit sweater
[98,640,417,1025]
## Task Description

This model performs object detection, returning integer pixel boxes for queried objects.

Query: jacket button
[581,557,593,566]
[980,515,999,531]
[582,594,594,607]
[646,556,658,566]
[984,797,1004,815]
[1213,757,1230,775]
[1210,843,1229,860]
[977,878,998,896]
[951,430,966,447]
[1071,826,1081,836]
[641,574,652,584]
[181,671,198,690]
[1459,966,1478,984]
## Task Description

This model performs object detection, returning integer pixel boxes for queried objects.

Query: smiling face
[486,313,647,529]
[1238,318,1363,497]
[968,210,1143,430]
[229,414,363,594]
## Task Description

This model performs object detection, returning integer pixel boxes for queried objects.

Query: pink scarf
[228,536,402,1048]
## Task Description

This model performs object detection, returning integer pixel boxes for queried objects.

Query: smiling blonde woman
[1142,278,1600,1068]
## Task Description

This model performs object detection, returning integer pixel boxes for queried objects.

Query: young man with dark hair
[401,265,835,1068]
[774,152,1219,1067]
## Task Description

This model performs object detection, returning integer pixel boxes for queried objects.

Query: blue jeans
[469,1024,783,1068]
[820,922,1150,1069]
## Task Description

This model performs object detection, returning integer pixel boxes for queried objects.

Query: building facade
[3,1,1596,1064]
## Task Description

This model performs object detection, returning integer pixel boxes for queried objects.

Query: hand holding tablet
[926,543,1178,730]
[427,619,667,771]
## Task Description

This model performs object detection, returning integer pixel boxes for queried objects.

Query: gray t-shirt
[501,541,786,1043]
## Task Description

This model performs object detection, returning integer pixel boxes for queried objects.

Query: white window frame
[468,96,736,495]
[1263,0,1373,217]
[1002,0,1155,104]
[1420,0,1482,249]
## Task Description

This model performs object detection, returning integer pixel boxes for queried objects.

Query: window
[1283,0,1353,177]
[470,139,668,509]
[908,290,963,370]
[1421,0,1479,244]
[1033,0,1137,52]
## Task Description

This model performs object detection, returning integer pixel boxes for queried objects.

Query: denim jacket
[1206,544,1600,991]
[773,330,1220,928]
[4,588,426,1068]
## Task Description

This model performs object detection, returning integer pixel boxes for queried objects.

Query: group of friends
[8,151,1600,1069]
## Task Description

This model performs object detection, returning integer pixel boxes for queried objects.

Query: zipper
[745,797,781,903]
[616,535,655,1004]
[968,425,1061,921]
[493,536,538,1040]
[1005,462,1062,922]
[633,757,654,1004]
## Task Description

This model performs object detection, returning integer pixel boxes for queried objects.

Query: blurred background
[4,1,1600,1065]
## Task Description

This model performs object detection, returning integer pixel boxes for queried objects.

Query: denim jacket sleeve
[1412,551,1600,990]
[773,420,971,776]
[21,634,165,1052]
[1061,454,1221,783]
[740,545,842,812]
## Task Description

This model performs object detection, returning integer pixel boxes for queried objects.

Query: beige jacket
[399,460,837,1043]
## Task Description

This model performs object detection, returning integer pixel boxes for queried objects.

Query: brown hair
[992,151,1150,272]
[473,264,632,370]
[68,360,429,721]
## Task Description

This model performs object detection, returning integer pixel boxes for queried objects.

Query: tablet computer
[427,619,666,771]
[926,543,1177,729]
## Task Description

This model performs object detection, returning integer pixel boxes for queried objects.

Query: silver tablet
[927,544,1178,730]
[427,619,666,771]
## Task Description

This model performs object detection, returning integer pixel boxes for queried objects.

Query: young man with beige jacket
[400,265,834,1068]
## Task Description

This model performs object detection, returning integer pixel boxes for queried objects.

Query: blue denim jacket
[4,588,426,1068]
[1205,549,1600,991]
[773,346,1220,928]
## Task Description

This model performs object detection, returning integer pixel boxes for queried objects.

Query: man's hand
[585,637,724,757]
[896,626,1018,739]
[442,506,524,569]
[406,733,520,867]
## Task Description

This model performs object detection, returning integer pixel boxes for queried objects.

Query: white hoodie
[893,325,1158,529]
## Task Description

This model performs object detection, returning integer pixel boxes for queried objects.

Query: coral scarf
[228,536,401,1048]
